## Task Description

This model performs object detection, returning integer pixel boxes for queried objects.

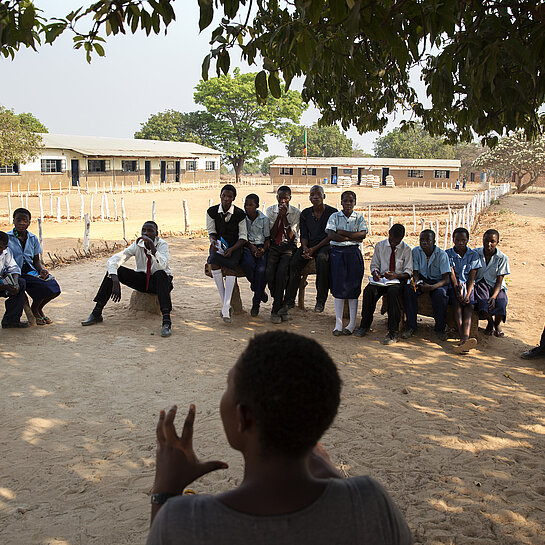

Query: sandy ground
[0,189,544,545]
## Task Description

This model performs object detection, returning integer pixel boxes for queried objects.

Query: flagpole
[304,127,308,185]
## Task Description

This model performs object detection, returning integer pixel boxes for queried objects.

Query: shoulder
[412,246,423,257]
[474,246,484,257]
[233,206,246,220]
[207,205,219,217]
[399,241,412,251]
[376,239,388,248]
[156,237,168,248]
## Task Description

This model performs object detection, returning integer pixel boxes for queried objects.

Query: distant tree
[261,155,279,175]
[454,142,484,180]
[473,132,545,193]
[287,124,353,157]
[242,161,261,175]
[220,164,231,175]
[0,106,43,166]
[373,124,455,159]
[351,145,373,158]
[17,112,47,133]
[135,110,216,147]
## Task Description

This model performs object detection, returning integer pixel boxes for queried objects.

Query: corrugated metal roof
[271,156,461,168]
[40,134,222,158]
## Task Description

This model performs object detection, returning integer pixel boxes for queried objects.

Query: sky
[0,1,418,159]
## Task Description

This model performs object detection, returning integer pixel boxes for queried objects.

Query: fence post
[121,197,127,243]
[65,195,70,220]
[183,199,190,233]
[83,214,91,254]
[420,218,425,232]
[56,197,62,223]
[39,194,44,222]
[7,195,12,219]
[368,205,372,235]
[412,204,416,233]
[152,200,156,221]
[80,194,84,221]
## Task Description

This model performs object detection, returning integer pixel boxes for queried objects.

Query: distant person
[462,178,467,189]
[8,208,61,325]
[474,229,510,337]
[146,331,413,545]
[455,179,460,190]
[356,224,412,345]
[0,230,28,328]
[403,229,450,341]
[284,185,337,313]
[326,191,367,336]
[521,326,545,359]
[81,220,173,337]
[240,193,270,317]
[206,184,247,323]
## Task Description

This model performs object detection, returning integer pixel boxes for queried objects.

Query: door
[357,167,363,185]
[71,159,80,186]
[175,161,180,183]
[145,161,151,183]
[331,166,338,185]
[160,161,166,183]
[381,167,389,185]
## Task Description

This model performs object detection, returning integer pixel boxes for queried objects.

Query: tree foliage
[454,142,484,180]
[260,155,279,175]
[473,133,545,193]
[17,112,48,133]
[0,106,43,166]
[287,124,354,157]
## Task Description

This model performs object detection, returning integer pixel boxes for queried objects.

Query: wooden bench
[23,294,35,326]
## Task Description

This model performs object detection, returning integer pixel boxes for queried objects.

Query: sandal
[42,316,53,324]
[494,330,505,337]
[35,316,47,325]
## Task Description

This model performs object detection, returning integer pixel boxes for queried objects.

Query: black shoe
[250,304,260,317]
[314,302,325,313]
[401,328,415,339]
[278,304,290,316]
[2,321,29,329]
[81,313,103,326]
[521,346,545,360]
[354,327,370,337]
[382,332,399,345]
[261,292,268,303]
[161,323,172,337]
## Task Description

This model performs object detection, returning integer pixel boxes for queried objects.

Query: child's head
[340,191,356,215]
[452,227,469,253]
[388,223,405,246]
[13,208,31,232]
[483,229,499,254]
[244,194,259,216]
[220,184,237,210]
[222,331,341,458]
[419,229,436,254]
[309,185,325,206]
[141,221,158,239]
[276,186,291,205]
[0,231,8,253]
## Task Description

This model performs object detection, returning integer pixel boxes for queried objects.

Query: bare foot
[454,338,477,354]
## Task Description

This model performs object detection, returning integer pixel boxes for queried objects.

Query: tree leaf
[255,70,268,101]
[268,72,282,98]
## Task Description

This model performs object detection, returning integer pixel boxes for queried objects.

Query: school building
[0,134,222,192]
[270,157,461,187]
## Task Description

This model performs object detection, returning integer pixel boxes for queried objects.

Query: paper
[368,276,400,287]
[0,273,16,287]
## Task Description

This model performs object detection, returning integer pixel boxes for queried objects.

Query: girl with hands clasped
[147,331,412,545]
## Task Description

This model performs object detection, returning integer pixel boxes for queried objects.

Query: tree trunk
[232,157,245,184]
[516,174,537,193]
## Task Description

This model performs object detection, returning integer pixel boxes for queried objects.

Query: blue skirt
[207,247,243,270]
[329,245,364,299]
[474,280,508,321]
[22,273,61,302]
[447,284,476,305]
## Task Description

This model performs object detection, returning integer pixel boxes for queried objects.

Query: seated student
[521,325,545,359]
[206,184,248,323]
[266,186,300,323]
[81,220,173,337]
[326,191,367,336]
[474,229,510,337]
[8,208,61,325]
[146,331,412,545]
[402,229,450,341]
[240,193,270,317]
[284,185,337,313]
[446,227,482,354]
[0,231,28,328]
[355,223,412,345]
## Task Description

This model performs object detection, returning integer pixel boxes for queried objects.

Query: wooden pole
[37,218,43,247]
[49,194,53,216]
[56,197,62,222]
[182,199,190,233]
[412,204,416,233]
[121,198,127,243]
[83,214,91,254]
[388,216,393,229]
[104,193,110,219]
[100,194,105,221]
[152,200,156,221]
[443,217,449,250]
[90,194,94,220]
[7,195,12,219]
[420,218,425,232]
[80,194,84,220]
[368,204,372,235]
[65,195,70,220]
[38,194,44,222]
[25,193,29,209]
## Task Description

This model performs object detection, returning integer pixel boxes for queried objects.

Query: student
[206,184,248,323]
[240,194,270,317]
[8,208,61,325]
[446,227,482,354]
[266,186,300,323]
[326,191,367,336]
[356,224,412,345]
[284,185,337,313]
[474,229,510,337]
[81,220,173,337]
[146,331,412,545]
[0,231,28,328]
[403,229,450,341]
[521,325,545,359]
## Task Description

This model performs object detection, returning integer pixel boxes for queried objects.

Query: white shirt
[106,237,170,276]
[266,204,300,244]
[206,204,248,241]
[0,247,20,276]
[370,239,413,276]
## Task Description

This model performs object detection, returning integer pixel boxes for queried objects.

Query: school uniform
[7,229,61,303]
[240,211,270,307]
[473,247,510,320]
[404,245,450,332]
[285,205,337,307]
[326,211,367,299]
[265,204,300,314]
[360,239,412,334]
[0,247,27,325]
[445,247,482,305]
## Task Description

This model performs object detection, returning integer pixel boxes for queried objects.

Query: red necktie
[145,254,152,291]
[389,246,396,272]
[275,220,285,245]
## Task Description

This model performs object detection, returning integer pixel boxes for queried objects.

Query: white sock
[334,298,344,331]
[223,276,236,317]
[347,299,358,332]
[211,269,225,305]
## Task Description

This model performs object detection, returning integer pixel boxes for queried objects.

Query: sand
[0,187,544,545]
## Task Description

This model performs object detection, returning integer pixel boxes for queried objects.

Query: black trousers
[266,243,296,313]
[94,266,173,312]
[540,325,545,348]
[1,278,27,324]
[360,283,403,334]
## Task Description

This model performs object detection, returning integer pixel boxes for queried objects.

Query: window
[407,169,424,178]
[122,160,137,172]
[342,168,352,174]
[470,173,475,182]
[186,160,197,171]
[434,170,450,178]
[205,160,216,171]
[301,167,317,176]
[88,159,110,172]
[0,163,19,174]
[167,161,176,173]
[41,159,65,173]
[280,167,293,175]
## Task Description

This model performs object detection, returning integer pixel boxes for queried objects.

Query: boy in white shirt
[0,231,28,328]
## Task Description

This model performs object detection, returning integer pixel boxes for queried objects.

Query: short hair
[420,229,436,242]
[13,207,31,220]
[221,184,237,198]
[0,231,8,244]
[483,229,500,240]
[277,185,291,195]
[341,190,356,202]
[143,220,158,234]
[245,193,260,206]
[389,223,405,239]
[234,331,341,457]
[452,227,469,240]
[309,185,324,196]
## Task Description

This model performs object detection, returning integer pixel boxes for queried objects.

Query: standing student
[446,227,482,354]
[7,208,61,325]
[284,185,337,313]
[356,224,412,345]
[474,229,510,337]
[240,194,270,317]
[206,184,248,323]
[326,191,367,336]
[0,231,28,328]
[266,186,300,323]
[403,229,450,341]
